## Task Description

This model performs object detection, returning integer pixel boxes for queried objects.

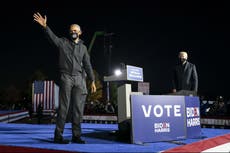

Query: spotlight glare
[114,69,122,76]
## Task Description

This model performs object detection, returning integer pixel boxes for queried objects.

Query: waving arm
[33,12,61,47]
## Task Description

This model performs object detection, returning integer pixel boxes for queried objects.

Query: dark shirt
[44,26,95,81]
[172,61,198,92]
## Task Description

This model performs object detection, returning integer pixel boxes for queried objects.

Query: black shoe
[72,137,86,144]
[54,138,69,144]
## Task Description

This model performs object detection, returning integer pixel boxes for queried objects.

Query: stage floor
[0,122,230,152]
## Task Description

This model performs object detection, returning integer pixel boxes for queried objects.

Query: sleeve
[43,26,61,47]
[82,46,95,81]
[192,64,198,92]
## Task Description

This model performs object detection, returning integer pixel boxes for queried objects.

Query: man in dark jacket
[33,12,96,144]
[172,51,198,96]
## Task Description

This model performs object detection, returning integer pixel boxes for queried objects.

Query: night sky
[1,1,230,98]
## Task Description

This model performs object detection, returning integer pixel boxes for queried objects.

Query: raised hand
[33,12,47,28]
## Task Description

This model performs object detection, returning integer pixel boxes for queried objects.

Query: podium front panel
[185,96,201,138]
[131,95,186,144]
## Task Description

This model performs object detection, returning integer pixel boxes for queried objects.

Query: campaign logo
[186,107,200,117]
[186,107,200,127]
[154,122,170,133]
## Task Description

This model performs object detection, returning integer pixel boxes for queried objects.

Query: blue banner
[126,65,143,82]
[131,95,186,143]
[185,96,201,138]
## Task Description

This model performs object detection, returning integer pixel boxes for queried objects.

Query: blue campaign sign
[185,96,201,138]
[126,65,143,82]
[131,95,186,144]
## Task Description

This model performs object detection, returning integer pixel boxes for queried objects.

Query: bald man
[172,51,198,95]
[33,12,96,144]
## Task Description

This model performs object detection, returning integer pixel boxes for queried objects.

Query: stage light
[114,69,122,76]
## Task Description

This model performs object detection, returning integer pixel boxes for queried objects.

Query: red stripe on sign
[163,134,230,152]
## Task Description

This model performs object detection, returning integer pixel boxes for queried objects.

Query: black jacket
[44,26,95,81]
[172,61,198,92]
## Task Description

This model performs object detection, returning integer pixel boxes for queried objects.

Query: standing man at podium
[33,12,96,144]
[172,51,198,96]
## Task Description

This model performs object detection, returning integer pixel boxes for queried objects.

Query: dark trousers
[54,73,84,139]
[66,94,87,123]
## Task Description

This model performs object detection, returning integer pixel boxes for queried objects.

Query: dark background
[0,1,229,98]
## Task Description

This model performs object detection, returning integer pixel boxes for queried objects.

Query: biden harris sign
[185,96,201,138]
[130,95,201,144]
[126,65,143,82]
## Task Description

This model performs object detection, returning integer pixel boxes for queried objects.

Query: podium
[169,90,197,96]
[103,65,144,124]
[117,84,143,123]
[130,95,201,144]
